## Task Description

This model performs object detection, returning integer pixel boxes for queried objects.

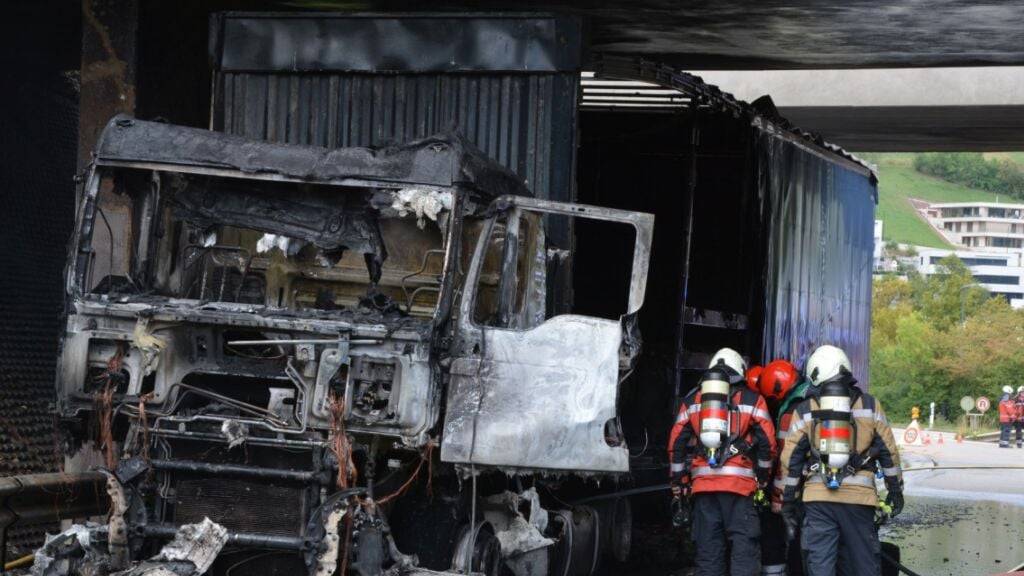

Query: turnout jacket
[669,384,777,497]
[779,387,901,507]
[999,394,1017,424]
[771,380,810,505]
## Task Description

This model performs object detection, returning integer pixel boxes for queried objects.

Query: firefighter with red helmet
[998,385,1016,448]
[746,359,808,576]
[669,348,777,576]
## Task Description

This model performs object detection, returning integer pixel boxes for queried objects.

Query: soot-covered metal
[52,111,654,576]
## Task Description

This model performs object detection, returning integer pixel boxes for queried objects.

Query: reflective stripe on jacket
[1000,397,1016,424]
[779,389,901,507]
[771,380,809,505]
[669,385,777,497]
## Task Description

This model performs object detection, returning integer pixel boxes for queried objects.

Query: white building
[873,220,885,270]
[928,202,1024,252]
[914,246,1024,308]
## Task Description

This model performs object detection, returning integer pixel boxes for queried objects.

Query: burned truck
[55,115,653,575]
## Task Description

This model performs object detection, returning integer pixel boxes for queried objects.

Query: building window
[992,237,1022,248]
[994,292,1024,302]
[990,208,1007,218]
[975,275,1020,285]
[930,256,1008,267]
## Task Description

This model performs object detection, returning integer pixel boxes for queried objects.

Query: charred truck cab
[57,116,653,574]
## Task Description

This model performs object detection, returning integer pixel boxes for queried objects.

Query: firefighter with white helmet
[778,345,903,576]
[999,385,1017,448]
[669,348,776,575]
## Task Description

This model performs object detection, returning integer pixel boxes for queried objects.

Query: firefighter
[1015,386,1024,448]
[669,348,777,576]
[746,359,808,576]
[999,385,1015,448]
[779,345,903,576]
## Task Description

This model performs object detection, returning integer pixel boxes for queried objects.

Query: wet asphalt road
[882,432,1024,575]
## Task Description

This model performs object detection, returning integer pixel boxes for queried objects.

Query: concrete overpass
[51,0,1024,153]
[698,67,1024,151]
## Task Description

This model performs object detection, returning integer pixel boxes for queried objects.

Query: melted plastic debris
[148,518,228,574]
[32,524,108,576]
[390,188,453,228]
[220,420,248,448]
[486,488,554,556]
[256,233,302,256]
[31,519,228,576]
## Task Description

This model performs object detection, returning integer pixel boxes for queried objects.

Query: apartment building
[929,202,1024,251]
[915,246,1024,308]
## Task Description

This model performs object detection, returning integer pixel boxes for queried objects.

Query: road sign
[903,427,919,445]
[960,396,975,412]
[976,396,991,413]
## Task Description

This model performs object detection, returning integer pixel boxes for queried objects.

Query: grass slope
[862,154,1008,249]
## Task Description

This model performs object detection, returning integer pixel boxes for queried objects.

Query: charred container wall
[757,128,876,386]
[209,13,582,309]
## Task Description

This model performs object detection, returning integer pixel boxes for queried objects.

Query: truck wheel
[451,521,502,576]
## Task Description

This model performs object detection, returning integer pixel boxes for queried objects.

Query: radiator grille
[172,477,306,537]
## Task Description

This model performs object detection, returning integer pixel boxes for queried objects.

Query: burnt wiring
[136,391,155,466]
[94,343,126,470]
[329,392,356,489]
[375,440,436,505]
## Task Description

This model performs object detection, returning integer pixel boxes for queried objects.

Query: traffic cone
[938,433,944,445]
[923,431,931,445]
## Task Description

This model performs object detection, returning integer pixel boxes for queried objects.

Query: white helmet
[708,348,746,381]
[1017,386,1024,394]
[805,345,853,386]
[1004,385,1014,395]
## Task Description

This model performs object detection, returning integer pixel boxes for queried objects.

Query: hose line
[881,550,924,576]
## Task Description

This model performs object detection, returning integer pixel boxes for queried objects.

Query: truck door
[441,196,653,473]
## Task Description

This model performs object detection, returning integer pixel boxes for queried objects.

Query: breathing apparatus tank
[698,368,733,467]
[816,380,853,489]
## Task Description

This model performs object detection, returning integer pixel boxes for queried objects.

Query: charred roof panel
[94,115,532,198]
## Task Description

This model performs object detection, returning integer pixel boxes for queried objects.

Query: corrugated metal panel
[214,72,579,209]
[759,130,876,387]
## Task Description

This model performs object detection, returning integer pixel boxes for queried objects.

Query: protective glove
[755,467,771,489]
[884,478,904,518]
[670,482,691,499]
[780,501,801,542]
[671,495,691,527]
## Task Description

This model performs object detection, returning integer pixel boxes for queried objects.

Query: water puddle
[881,496,1024,575]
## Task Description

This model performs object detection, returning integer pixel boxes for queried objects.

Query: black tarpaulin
[758,126,877,388]
[94,115,532,198]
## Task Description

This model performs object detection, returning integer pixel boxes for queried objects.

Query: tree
[871,311,941,419]
[908,256,988,329]
[869,262,1017,420]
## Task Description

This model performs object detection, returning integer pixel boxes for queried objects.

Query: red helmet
[745,365,763,394]
[758,359,799,401]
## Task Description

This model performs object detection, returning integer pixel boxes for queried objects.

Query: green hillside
[861,154,1010,249]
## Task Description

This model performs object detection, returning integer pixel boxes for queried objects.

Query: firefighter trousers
[760,511,803,575]
[1015,422,1023,447]
[801,502,879,576]
[1000,423,1012,447]
[692,492,761,576]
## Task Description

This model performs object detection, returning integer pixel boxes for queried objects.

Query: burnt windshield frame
[459,195,654,334]
[71,163,463,323]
